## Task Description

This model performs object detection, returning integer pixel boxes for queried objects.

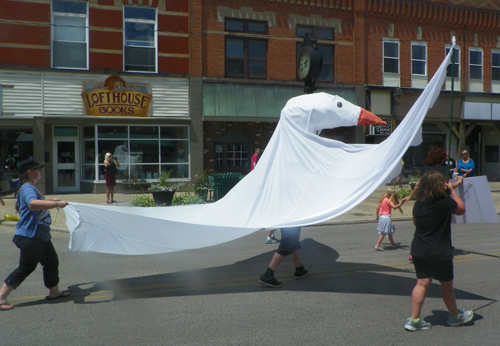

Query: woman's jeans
[5,235,60,290]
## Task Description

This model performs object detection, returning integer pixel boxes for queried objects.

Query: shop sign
[82,75,152,117]
[369,121,392,136]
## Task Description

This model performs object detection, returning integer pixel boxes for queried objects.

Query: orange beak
[357,108,386,126]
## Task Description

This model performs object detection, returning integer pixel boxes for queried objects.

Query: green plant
[130,194,157,207]
[407,174,420,184]
[191,170,213,192]
[171,192,205,206]
[397,186,412,199]
[149,169,176,192]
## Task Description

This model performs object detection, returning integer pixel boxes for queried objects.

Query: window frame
[296,25,335,82]
[383,40,400,74]
[123,6,158,73]
[214,137,252,172]
[469,47,483,80]
[411,42,427,76]
[492,50,500,81]
[80,125,190,182]
[445,46,460,78]
[51,0,89,70]
[224,18,268,79]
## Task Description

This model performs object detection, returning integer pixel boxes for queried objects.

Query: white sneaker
[447,310,474,327]
[405,318,431,331]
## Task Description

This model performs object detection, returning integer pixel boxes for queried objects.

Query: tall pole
[446,38,456,181]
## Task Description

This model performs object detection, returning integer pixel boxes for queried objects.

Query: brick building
[198,0,500,180]
[0,0,198,193]
[2,0,500,195]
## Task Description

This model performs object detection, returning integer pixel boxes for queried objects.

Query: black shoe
[294,265,309,279]
[259,275,283,288]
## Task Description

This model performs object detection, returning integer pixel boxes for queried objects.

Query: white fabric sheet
[65,44,456,255]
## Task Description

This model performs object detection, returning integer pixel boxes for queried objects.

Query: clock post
[297,33,323,94]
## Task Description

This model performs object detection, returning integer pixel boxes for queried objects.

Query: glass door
[54,127,80,193]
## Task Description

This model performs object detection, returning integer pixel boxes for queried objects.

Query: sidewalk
[1,183,500,232]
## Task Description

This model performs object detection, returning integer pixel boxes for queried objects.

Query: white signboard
[453,176,499,224]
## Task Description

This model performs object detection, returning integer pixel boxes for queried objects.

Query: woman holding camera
[104,152,120,204]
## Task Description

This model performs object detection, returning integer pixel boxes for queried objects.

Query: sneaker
[265,238,278,244]
[294,265,309,279]
[447,310,474,327]
[259,275,283,288]
[405,318,431,331]
[375,246,384,251]
[271,236,280,243]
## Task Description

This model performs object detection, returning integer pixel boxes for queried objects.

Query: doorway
[53,126,80,193]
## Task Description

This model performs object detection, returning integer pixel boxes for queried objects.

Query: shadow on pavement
[14,238,494,307]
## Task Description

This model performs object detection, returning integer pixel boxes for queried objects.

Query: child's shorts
[412,257,454,282]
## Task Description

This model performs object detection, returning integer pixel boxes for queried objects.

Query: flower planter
[122,183,151,194]
[151,190,175,206]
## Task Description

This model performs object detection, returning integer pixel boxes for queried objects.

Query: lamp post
[392,87,403,116]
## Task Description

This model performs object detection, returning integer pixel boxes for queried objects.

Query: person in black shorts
[404,171,474,332]
[259,226,309,288]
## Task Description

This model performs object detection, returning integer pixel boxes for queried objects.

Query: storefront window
[81,125,189,182]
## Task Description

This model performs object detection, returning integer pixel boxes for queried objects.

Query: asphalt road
[0,220,498,346]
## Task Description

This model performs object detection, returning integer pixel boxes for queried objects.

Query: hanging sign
[369,121,392,136]
[82,75,152,117]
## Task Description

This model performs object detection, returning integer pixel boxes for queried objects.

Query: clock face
[298,48,311,79]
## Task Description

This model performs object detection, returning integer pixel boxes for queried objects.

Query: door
[54,128,80,193]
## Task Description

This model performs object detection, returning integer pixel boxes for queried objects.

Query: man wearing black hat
[0,158,70,310]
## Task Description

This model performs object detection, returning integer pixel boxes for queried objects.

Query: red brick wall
[202,0,356,83]
[0,0,189,75]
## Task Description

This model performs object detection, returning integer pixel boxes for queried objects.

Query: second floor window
[446,46,460,78]
[492,51,500,81]
[296,26,335,82]
[469,48,482,80]
[411,43,426,76]
[225,19,267,78]
[124,6,157,73]
[51,0,88,69]
[383,41,399,73]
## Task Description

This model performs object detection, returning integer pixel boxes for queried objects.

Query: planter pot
[195,190,209,202]
[151,190,175,206]
[122,183,151,194]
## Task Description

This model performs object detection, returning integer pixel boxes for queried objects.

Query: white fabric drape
[65,43,456,255]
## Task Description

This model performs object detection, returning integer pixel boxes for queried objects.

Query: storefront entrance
[53,127,80,193]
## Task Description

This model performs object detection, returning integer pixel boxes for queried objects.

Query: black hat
[18,159,45,175]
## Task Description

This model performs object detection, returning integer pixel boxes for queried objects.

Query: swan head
[281,93,386,134]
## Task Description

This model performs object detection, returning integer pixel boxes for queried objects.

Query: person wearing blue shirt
[456,150,475,177]
[0,159,70,311]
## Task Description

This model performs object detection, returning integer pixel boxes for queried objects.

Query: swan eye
[337,102,343,108]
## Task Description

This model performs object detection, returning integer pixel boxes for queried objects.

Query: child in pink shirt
[375,187,405,250]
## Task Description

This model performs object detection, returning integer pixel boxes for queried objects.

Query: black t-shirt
[411,195,457,260]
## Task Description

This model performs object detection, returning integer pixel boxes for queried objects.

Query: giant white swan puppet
[65,43,458,255]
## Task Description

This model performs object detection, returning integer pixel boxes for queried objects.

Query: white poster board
[453,176,499,224]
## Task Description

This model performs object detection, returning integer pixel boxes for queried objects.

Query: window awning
[203,84,357,118]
